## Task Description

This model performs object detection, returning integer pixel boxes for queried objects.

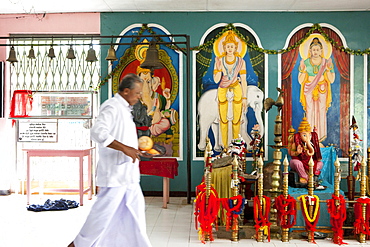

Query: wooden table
[139,158,179,208]
[23,148,94,206]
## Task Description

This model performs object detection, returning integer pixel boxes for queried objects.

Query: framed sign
[18,120,58,142]
[10,91,93,119]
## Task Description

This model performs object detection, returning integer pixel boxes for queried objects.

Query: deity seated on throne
[287,117,325,190]
[282,118,340,227]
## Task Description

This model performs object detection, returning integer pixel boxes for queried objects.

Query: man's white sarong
[74,183,152,247]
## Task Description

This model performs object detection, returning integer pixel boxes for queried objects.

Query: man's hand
[107,140,142,163]
[139,151,155,159]
[122,145,142,163]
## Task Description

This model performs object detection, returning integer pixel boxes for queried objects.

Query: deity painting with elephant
[196,26,265,157]
[137,66,172,137]
[197,85,264,152]
[213,30,248,149]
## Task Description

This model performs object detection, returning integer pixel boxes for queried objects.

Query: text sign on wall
[18,121,58,142]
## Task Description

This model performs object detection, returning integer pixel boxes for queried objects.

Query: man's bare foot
[67,242,75,247]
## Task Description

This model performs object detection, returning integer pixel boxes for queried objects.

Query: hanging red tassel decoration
[219,195,245,231]
[274,194,297,229]
[194,182,220,244]
[326,194,347,245]
[253,195,272,241]
[353,197,370,237]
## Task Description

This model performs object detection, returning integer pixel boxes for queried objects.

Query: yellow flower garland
[298,195,320,223]
[97,23,370,91]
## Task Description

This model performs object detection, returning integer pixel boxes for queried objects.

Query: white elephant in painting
[197,85,264,152]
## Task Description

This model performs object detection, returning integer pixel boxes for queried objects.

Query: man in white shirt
[68,73,152,247]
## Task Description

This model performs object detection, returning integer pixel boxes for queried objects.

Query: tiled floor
[0,194,369,247]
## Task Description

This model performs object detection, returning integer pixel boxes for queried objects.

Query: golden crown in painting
[222,30,238,47]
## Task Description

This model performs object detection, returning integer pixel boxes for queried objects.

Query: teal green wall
[99,11,370,193]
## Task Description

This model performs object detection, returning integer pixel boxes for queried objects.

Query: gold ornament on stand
[281,156,290,242]
[252,156,272,242]
[359,158,367,243]
[204,139,213,241]
[231,156,240,242]
[334,156,341,199]
[298,157,320,243]
[326,156,347,245]
[367,147,370,196]
[307,157,315,243]
[265,88,285,230]
[256,156,266,242]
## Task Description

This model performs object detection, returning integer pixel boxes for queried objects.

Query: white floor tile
[1,195,368,247]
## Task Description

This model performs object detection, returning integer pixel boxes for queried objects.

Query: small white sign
[18,120,58,142]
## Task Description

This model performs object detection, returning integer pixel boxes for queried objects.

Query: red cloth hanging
[9,90,33,118]
[353,197,370,236]
[194,182,220,244]
[326,194,347,245]
[323,28,350,156]
[281,27,310,145]
[274,194,297,229]
[253,195,272,241]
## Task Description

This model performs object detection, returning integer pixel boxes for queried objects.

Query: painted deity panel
[194,24,266,159]
[281,26,351,157]
[367,55,370,147]
[112,25,181,158]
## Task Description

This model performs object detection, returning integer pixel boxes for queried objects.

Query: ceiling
[1,0,370,14]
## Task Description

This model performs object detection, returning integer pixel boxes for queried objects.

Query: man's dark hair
[118,73,143,92]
